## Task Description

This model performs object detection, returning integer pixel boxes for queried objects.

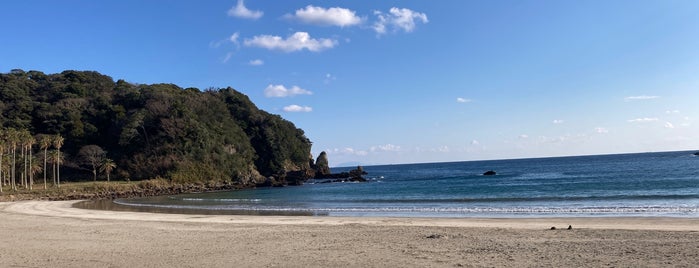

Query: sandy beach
[1,201,698,267]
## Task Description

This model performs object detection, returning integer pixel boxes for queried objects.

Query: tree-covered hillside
[0,69,312,187]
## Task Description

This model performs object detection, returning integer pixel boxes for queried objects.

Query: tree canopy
[0,69,313,186]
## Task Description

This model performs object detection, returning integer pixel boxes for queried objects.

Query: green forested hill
[0,69,312,186]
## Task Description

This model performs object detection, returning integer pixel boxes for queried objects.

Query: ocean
[114,151,699,218]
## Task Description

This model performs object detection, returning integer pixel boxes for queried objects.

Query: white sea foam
[115,197,699,217]
[179,198,262,202]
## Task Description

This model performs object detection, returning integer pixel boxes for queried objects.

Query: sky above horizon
[2,1,699,166]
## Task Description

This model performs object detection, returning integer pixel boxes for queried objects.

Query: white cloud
[264,84,312,97]
[222,52,234,63]
[665,110,680,114]
[228,0,263,20]
[283,105,313,112]
[370,144,401,152]
[519,134,529,139]
[331,147,368,156]
[437,146,450,153]
[373,7,428,35]
[286,5,362,27]
[244,32,337,52]
[324,73,336,84]
[229,32,240,45]
[209,39,226,48]
[537,135,576,144]
[628,118,659,123]
[249,59,264,66]
[595,127,609,134]
[624,95,660,101]
[456,97,471,103]
[211,32,240,48]
[470,140,480,145]
[665,122,675,129]
[552,119,564,124]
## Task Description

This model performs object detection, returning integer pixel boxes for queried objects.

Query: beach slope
[1,201,698,267]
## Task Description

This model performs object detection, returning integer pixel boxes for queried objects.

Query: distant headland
[0,69,343,200]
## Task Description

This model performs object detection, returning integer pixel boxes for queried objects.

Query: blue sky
[2,1,699,166]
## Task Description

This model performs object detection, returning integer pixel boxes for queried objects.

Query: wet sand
[1,201,698,267]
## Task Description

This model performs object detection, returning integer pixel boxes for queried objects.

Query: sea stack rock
[483,170,497,176]
[694,152,699,156]
[315,151,331,176]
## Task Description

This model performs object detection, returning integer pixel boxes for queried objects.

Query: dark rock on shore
[426,234,447,239]
[256,168,316,187]
[483,170,497,176]
[285,169,316,186]
[316,172,350,179]
[313,166,369,183]
[256,176,284,187]
[694,152,699,156]
[349,166,368,181]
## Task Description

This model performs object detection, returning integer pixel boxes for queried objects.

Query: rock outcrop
[483,170,497,176]
[261,151,373,186]
[267,152,371,186]
[349,166,368,182]
[316,166,368,183]
[314,151,331,176]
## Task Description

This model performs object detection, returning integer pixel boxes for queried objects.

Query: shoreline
[4,200,699,231]
[2,200,699,267]
[78,198,699,219]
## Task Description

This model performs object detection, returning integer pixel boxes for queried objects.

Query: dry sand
[1,201,699,267]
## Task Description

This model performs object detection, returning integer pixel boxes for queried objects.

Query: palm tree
[0,129,7,193]
[39,135,51,189]
[7,128,18,191]
[48,150,58,186]
[18,130,29,188]
[53,135,64,188]
[24,132,35,190]
[0,154,9,190]
[29,155,42,187]
[0,131,4,193]
[100,158,116,182]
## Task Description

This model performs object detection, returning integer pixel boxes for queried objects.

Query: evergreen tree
[0,70,314,186]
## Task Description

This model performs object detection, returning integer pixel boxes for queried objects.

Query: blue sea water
[116,151,699,218]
